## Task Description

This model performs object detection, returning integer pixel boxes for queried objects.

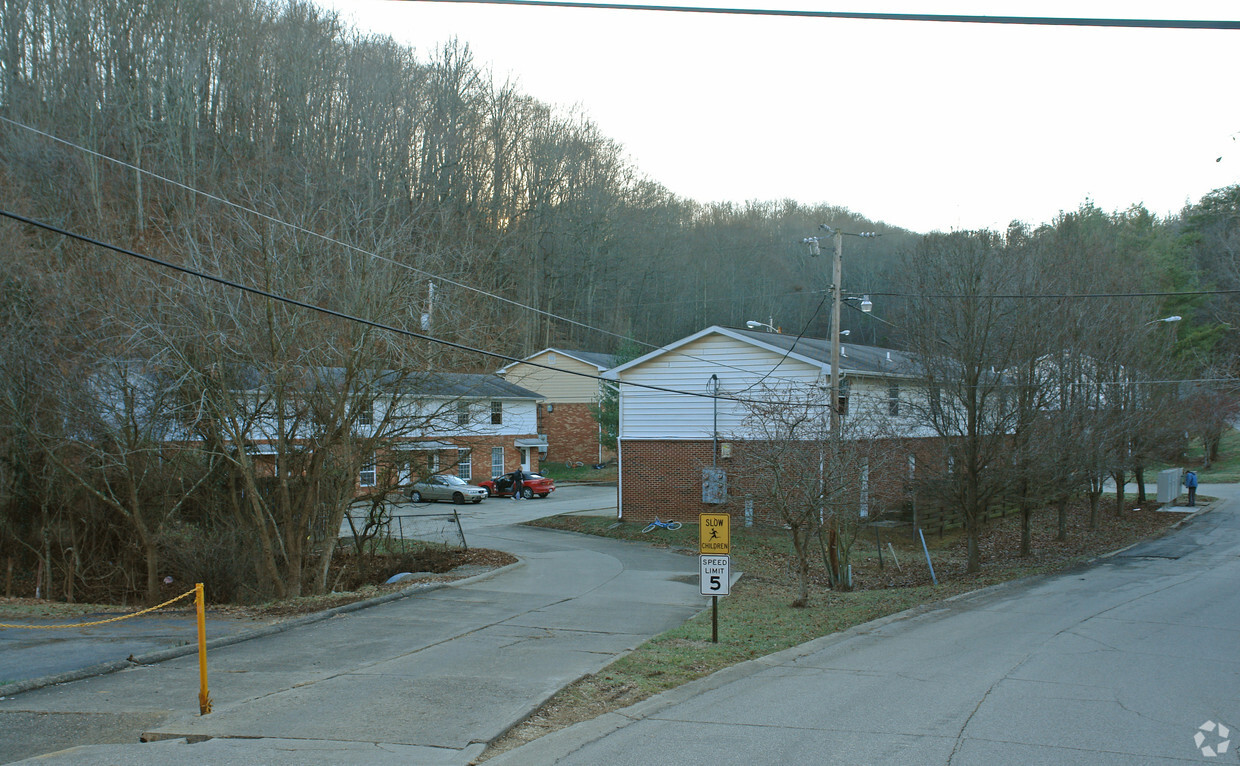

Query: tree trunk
[1088,490,1101,530]
[790,526,810,607]
[1134,466,1146,503]
[1056,495,1068,542]
[1112,470,1125,516]
[1019,501,1032,557]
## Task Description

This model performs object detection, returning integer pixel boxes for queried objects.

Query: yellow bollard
[196,582,212,715]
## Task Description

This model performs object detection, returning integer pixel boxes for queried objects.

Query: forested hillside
[1,0,1236,602]
[0,0,916,361]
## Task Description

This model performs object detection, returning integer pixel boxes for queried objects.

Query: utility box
[1157,468,1183,504]
[702,468,727,504]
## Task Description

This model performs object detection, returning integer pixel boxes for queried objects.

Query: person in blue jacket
[1184,469,1198,507]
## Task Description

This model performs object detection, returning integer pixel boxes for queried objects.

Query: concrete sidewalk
[0,522,702,764]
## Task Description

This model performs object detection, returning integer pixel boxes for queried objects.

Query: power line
[0,208,811,406]
[0,116,814,382]
[0,118,790,386]
[11,206,1227,412]
[868,289,1240,300]
[399,0,1240,30]
[0,116,647,351]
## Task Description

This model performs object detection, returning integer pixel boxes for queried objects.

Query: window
[457,401,470,426]
[459,450,472,481]
[427,451,439,474]
[888,384,900,416]
[359,456,376,487]
[491,447,504,477]
[357,400,373,427]
[491,401,503,425]
[838,379,851,419]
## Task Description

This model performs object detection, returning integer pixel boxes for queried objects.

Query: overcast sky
[317,1,1239,233]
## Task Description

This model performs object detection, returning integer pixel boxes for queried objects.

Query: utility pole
[803,225,877,590]
[829,228,843,432]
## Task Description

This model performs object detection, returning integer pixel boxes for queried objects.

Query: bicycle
[641,516,682,533]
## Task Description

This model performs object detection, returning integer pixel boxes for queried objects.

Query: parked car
[479,471,556,499]
[407,475,488,504]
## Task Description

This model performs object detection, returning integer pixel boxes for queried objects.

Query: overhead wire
[398,0,1240,30]
[0,115,818,382]
[0,208,829,406]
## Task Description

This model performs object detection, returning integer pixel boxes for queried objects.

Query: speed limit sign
[699,555,731,596]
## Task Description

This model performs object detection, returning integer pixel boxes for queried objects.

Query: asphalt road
[493,484,1240,765]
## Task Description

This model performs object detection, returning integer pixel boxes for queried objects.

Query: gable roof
[496,347,616,374]
[604,325,916,379]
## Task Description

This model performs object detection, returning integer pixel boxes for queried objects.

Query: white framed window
[888,384,900,416]
[457,401,470,426]
[359,456,376,487]
[357,400,373,427]
[491,447,504,477]
[459,450,472,481]
[491,400,503,425]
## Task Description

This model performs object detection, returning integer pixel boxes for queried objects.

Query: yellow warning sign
[699,513,730,555]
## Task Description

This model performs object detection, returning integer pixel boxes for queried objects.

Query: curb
[0,559,525,699]
[483,504,1222,765]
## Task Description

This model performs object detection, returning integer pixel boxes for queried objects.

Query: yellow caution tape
[0,589,198,629]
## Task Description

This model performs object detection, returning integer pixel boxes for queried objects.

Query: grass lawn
[535,462,618,484]
[1146,429,1240,484]
[1187,430,1240,483]
[482,498,1197,759]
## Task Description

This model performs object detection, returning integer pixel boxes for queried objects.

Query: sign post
[699,514,732,643]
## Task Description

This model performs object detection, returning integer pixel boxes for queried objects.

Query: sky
[316,0,1240,233]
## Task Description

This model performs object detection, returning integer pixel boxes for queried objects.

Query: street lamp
[1145,315,1182,325]
[745,320,778,333]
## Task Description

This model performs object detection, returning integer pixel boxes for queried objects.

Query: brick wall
[541,402,615,466]
[619,437,945,525]
[619,440,718,524]
[371,434,540,488]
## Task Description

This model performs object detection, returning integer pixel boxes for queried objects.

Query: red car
[480,471,556,499]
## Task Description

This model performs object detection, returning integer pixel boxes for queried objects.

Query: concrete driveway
[0,487,701,765]
[341,483,617,544]
[492,485,1240,765]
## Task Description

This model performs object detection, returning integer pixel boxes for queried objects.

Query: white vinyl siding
[614,334,825,440]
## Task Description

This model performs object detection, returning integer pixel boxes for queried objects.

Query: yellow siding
[501,351,602,403]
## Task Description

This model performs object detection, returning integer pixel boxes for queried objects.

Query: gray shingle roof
[732,328,916,377]
[548,349,616,370]
[287,368,543,399]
